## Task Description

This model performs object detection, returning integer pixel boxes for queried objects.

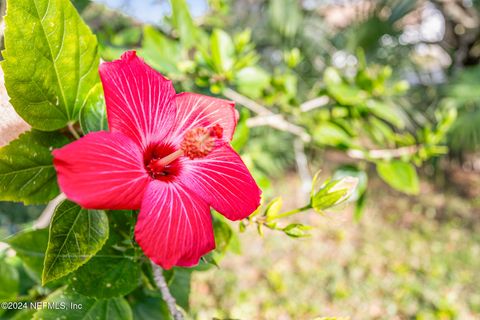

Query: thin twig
[300,96,329,112]
[34,193,67,229]
[223,88,311,142]
[151,262,184,320]
[223,87,271,116]
[294,139,312,200]
[347,145,420,160]
[246,114,311,142]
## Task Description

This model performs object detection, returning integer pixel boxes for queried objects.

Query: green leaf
[79,83,108,133]
[170,0,203,49]
[211,212,235,256]
[72,0,91,12]
[376,161,420,195]
[367,101,405,129]
[354,192,367,221]
[10,309,36,320]
[2,0,100,130]
[268,0,302,38]
[111,27,142,47]
[211,29,235,73]
[42,200,109,285]
[6,229,49,279]
[284,48,301,68]
[323,67,342,86]
[132,295,170,320]
[70,250,140,299]
[33,289,132,320]
[231,109,250,152]
[142,25,181,75]
[447,65,480,103]
[168,268,191,311]
[313,123,352,147]
[235,66,271,98]
[0,258,19,300]
[70,214,141,299]
[0,130,69,204]
[324,68,367,106]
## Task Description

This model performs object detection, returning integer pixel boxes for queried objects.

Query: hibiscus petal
[180,145,261,221]
[135,180,215,269]
[170,92,238,145]
[99,51,176,148]
[53,131,150,209]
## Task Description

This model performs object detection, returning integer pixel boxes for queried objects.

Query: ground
[190,164,480,320]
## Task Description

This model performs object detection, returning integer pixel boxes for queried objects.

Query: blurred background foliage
[1,0,479,319]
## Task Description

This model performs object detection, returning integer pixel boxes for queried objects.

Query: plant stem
[151,262,184,320]
[347,145,420,161]
[267,205,312,221]
[67,122,81,140]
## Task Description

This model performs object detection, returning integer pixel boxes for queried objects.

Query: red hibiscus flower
[52,51,261,269]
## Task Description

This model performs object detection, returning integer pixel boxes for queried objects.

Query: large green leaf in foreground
[42,200,108,285]
[2,0,100,130]
[0,130,69,204]
[33,289,132,320]
[70,211,141,299]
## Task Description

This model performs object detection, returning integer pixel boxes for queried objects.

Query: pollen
[181,125,223,159]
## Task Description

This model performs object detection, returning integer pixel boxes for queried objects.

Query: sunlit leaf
[211,29,235,73]
[142,25,181,75]
[2,0,100,130]
[367,101,405,129]
[313,123,352,147]
[171,0,204,49]
[212,213,233,253]
[79,83,108,134]
[376,160,419,195]
[235,66,271,98]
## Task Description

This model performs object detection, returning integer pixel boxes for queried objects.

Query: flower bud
[311,176,359,212]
